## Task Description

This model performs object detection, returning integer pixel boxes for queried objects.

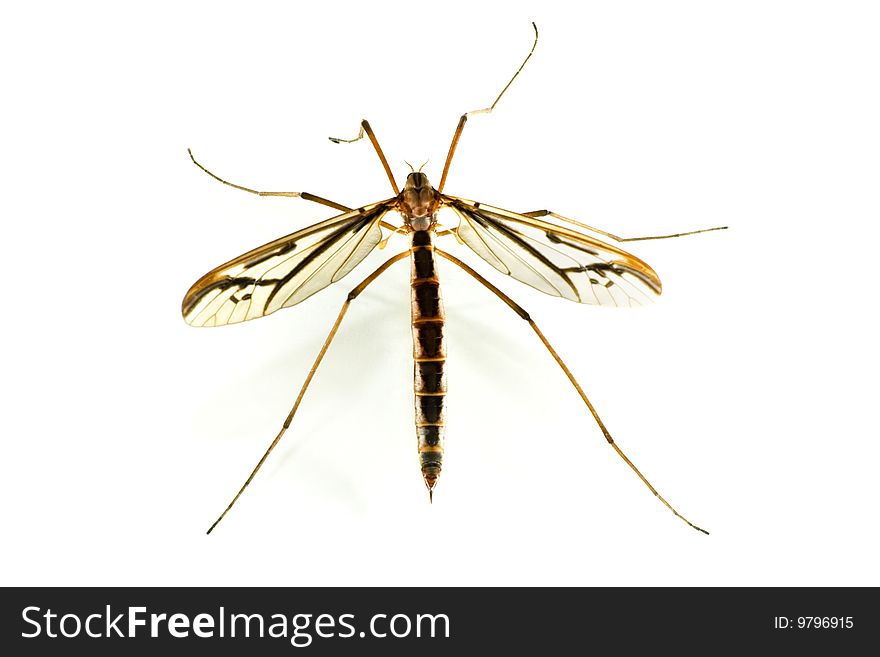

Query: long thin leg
[520,209,727,243]
[206,250,411,534]
[380,220,403,232]
[434,248,708,534]
[437,23,539,193]
[188,149,352,212]
[328,120,400,196]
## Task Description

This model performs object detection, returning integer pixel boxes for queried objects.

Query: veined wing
[183,200,394,327]
[445,196,662,307]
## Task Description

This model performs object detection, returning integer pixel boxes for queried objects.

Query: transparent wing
[183,200,394,327]
[445,196,662,307]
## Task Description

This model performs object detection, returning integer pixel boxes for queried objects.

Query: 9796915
[773,616,854,630]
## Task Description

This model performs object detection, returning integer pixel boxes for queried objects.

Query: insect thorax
[400,172,439,230]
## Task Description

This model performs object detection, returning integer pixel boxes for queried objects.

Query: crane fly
[183,23,725,535]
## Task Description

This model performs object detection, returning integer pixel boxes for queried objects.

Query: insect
[183,24,725,534]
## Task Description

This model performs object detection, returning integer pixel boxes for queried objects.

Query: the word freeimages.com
[21,606,450,647]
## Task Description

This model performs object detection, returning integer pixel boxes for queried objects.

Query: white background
[2,1,878,586]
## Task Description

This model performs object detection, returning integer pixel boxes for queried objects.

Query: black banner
[1,587,873,654]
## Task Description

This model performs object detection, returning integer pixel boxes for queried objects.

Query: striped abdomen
[410,229,446,497]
